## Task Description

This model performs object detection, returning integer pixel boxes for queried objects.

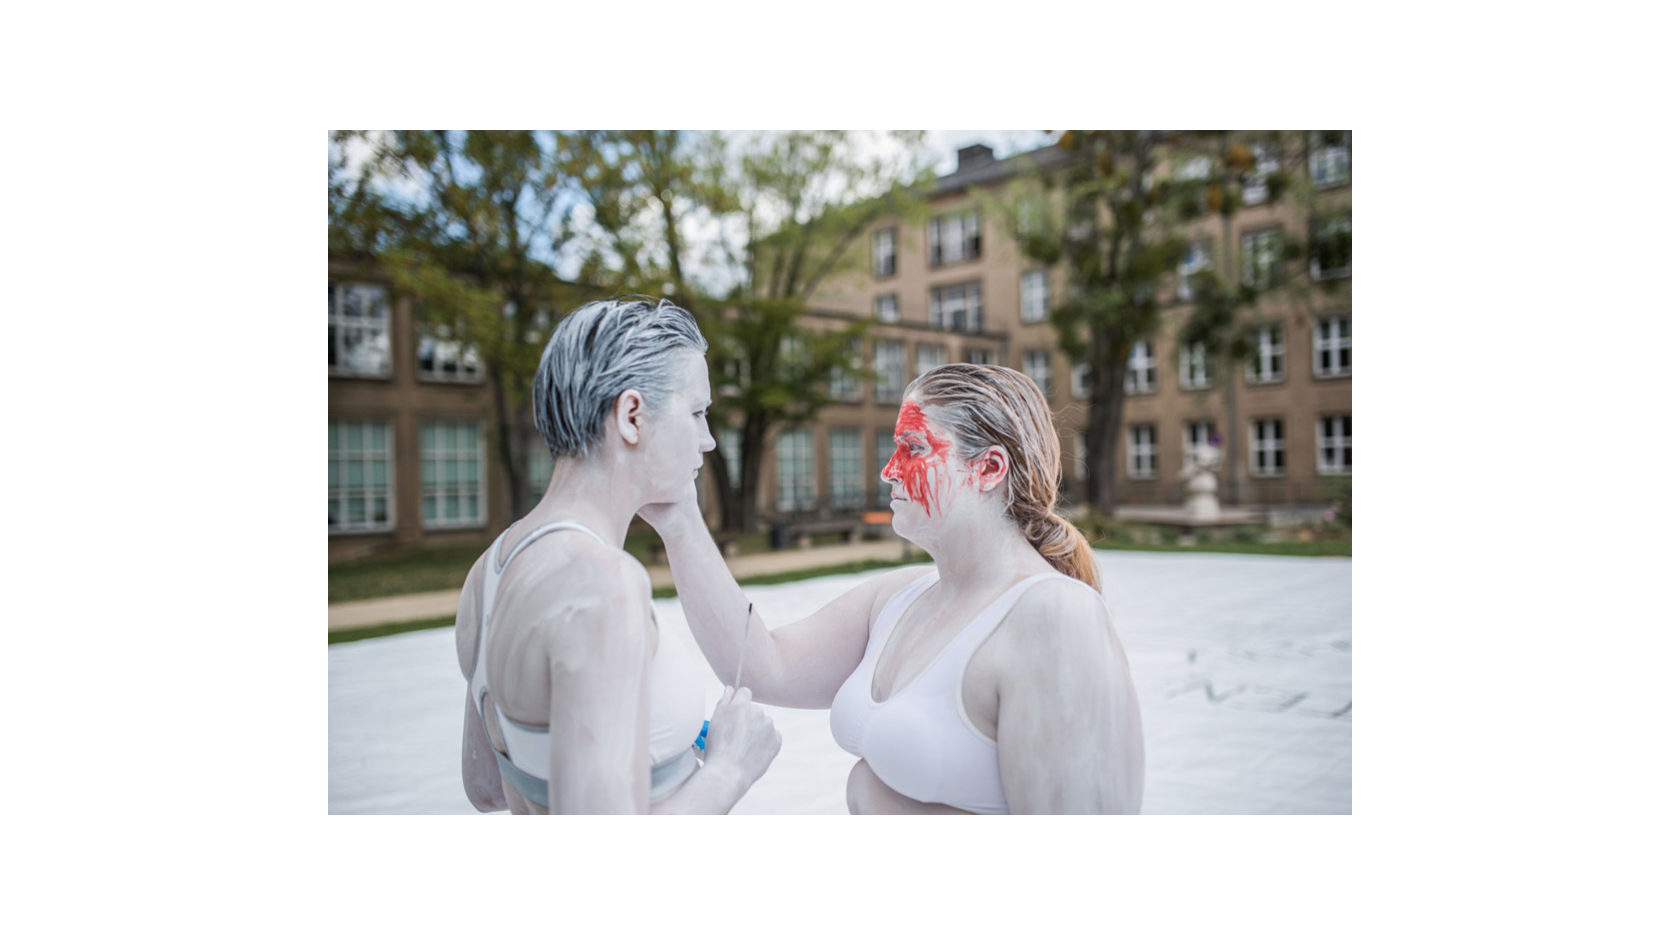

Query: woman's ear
[614,389,646,445]
[974,446,1010,493]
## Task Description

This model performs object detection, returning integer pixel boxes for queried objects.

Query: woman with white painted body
[456,299,781,814]
[642,364,1144,813]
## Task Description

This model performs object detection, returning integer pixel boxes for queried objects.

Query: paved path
[329,549,1352,814]
[328,537,917,631]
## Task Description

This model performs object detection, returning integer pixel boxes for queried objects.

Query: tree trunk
[488,367,527,526]
[706,446,741,534]
[1084,357,1124,514]
[737,412,768,534]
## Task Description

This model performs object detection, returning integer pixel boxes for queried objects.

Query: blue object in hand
[693,719,709,751]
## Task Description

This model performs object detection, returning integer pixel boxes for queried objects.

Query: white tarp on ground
[328,550,1351,814]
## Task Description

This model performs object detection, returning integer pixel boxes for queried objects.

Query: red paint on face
[882,402,954,516]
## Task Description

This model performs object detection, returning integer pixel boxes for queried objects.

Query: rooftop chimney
[956,144,996,170]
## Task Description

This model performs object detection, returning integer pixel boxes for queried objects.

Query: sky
[331,130,1055,294]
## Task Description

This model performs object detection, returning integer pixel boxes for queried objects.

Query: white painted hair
[532,297,707,459]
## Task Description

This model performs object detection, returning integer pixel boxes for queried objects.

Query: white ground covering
[329,550,1351,814]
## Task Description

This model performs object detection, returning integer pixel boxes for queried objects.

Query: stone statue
[1181,442,1222,521]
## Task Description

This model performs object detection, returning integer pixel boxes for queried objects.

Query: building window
[1184,420,1217,471]
[1022,349,1052,397]
[874,340,906,404]
[1317,415,1351,475]
[716,429,741,488]
[1020,269,1050,323]
[1310,131,1350,188]
[1310,215,1352,280]
[1178,240,1211,300]
[1247,324,1286,384]
[875,428,895,506]
[930,281,984,333]
[873,293,899,324]
[928,209,981,267]
[829,338,862,401]
[915,343,946,380]
[328,282,392,378]
[1315,316,1352,378]
[1073,433,1089,482]
[872,227,897,278]
[829,428,863,510]
[328,420,393,533]
[1072,360,1092,399]
[776,429,816,512]
[1180,342,1212,391]
[1124,340,1157,394]
[1242,142,1280,205]
[1251,418,1285,477]
[963,347,994,366]
[1127,424,1158,480]
[420,421,485,529]
[1241,227,1283,289]
[416,326,483,383]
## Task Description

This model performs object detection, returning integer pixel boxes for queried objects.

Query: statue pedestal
[1184,470,1220,521]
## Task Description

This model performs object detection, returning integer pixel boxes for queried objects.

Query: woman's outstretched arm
[639,500,924,709]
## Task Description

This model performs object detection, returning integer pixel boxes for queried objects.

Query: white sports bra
[469,520,706,807]
[829,570,1088,814]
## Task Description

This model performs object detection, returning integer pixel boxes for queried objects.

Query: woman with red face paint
[641,363,1144,813]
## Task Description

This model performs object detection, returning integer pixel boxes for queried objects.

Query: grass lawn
[329,527,837,604]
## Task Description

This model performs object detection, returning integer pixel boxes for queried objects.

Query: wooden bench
[786,518,865,547]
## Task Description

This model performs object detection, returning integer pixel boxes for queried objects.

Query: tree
[329,130,589,519]
[1001,131,1193,512]
[691,131,932,533]
[1178,130,1352,502]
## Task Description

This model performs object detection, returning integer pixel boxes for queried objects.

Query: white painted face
[642,350,716,503]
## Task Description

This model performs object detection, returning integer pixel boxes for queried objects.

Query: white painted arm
[994,583,1146,814]
[640,501,920,709]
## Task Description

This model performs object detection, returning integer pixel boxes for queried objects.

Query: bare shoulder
[990,577,1116,668]
[511,539,652,663]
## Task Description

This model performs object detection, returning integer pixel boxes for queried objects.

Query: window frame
[1180,341,1212,391]
[1246,323,1286,385]
[328,419,395,534]
[1022,348,1053,397]
[415,324,484,384]
[873,339,906,404]
[1310,214,1353,281]
[1314,315,1352,379]
[872,227,898,279]
[419,420,488,531]
[828,427,864,510]
[1240,226,1284,289]
[930,281,984,333]
[1316,414,1352,475]
[1178,239,1211,301]
[1020,269,1050,323]
[776,428,817,513]
[1309,131,1351,189]
[873,292,899,324]
[1124,340,1158,395]
[1127,424,1158,480]
[1250,417,1286,478]
[928,209,982,268]
[328,282,393,379]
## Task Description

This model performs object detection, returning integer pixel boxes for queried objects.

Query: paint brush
[732,602,753,690]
